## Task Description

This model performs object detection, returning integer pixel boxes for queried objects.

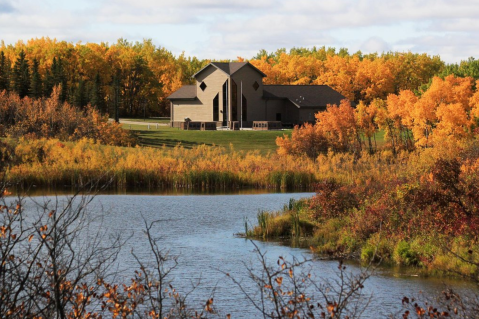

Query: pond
[18,193,478,317]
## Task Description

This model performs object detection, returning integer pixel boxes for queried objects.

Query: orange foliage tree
[0,88,136,146]
[278,75,479,158]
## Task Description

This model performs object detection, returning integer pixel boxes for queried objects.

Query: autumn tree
[355,101,378,153]
[276,122,329,158]
[385,90,417,150]
[411,75,474,147]
[316,99,362,153]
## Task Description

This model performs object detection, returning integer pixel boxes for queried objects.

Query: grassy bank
[248,142,479,278]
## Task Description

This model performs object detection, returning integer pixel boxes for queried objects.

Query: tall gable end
[192,62,266,79]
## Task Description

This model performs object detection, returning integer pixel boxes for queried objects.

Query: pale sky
[0,0,477,63]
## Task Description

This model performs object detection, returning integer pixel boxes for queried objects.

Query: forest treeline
[0,38,208,117]
[1,37,479,117]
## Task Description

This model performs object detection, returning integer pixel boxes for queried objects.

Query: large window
[222,80,228,123]
[213,94,219,121]
[242,94,247,122]
[231,80,238,121]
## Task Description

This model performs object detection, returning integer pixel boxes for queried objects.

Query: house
[167,62,346,129]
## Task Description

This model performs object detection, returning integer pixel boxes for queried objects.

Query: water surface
[19,193,478,317]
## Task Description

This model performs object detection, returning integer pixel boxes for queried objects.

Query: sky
[0,0,477,63]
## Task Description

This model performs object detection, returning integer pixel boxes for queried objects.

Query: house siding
[231,66,265,126]
[299,108,322,123]
[171,65,229,122]
[196,65,228,122]
[284,100,300,124]
[265,99,283,121]
[172,99,204,122]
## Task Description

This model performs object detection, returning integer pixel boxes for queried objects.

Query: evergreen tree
[12,50,31,98]
[91,73,106,113]
[73,79,88,109]
[43,59,55,97]
[57,58,69,102]
[0,51,10,92]
[48,57,68,102]
[30,58,43,98]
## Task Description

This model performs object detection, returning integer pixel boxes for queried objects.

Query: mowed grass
[122,123,388,155]
[123,124,291,154]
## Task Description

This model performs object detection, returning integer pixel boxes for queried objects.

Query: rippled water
[18,193,478,317]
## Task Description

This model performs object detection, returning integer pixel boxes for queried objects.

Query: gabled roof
[263,85,347,108]
[193,62,267,78]
[167,85,197,100]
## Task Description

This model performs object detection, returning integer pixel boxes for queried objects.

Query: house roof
[167,85,197,100]
[263,85,347,108]
[192,62,267,78]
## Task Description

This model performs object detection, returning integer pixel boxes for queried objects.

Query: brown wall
[265,99,283,121]
[231,67,265,125]
[284,100,300,124]
[299,108,317,123]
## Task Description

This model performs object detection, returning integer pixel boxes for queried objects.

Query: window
[200,81,207,91]
[276,113,282,121]
[253,81,259,91]
[232,80,238,121]
[222,80,228,123]
[242,94,247,121]
[213,94,219,121]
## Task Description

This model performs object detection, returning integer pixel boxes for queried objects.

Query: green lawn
[123,125,290,154]
[122,124,388,155]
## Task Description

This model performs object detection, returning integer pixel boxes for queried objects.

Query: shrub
[393,240,419,266]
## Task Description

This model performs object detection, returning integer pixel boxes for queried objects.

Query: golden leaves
[275,277,283,286]
[204,298,214,313]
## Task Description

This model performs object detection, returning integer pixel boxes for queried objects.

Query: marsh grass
[249,198,315,240]
[3,138,317,190]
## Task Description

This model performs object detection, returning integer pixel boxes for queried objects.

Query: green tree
[12,50,31,98]
[30,58,43,98]
[43,60,55,97]
[56,58,69,102]
[91,73,106,113]
[0,51,10,92]
[122,55,154,116]
[438,57,479,80]
[46,57,68,102]
[73,78,88,108]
